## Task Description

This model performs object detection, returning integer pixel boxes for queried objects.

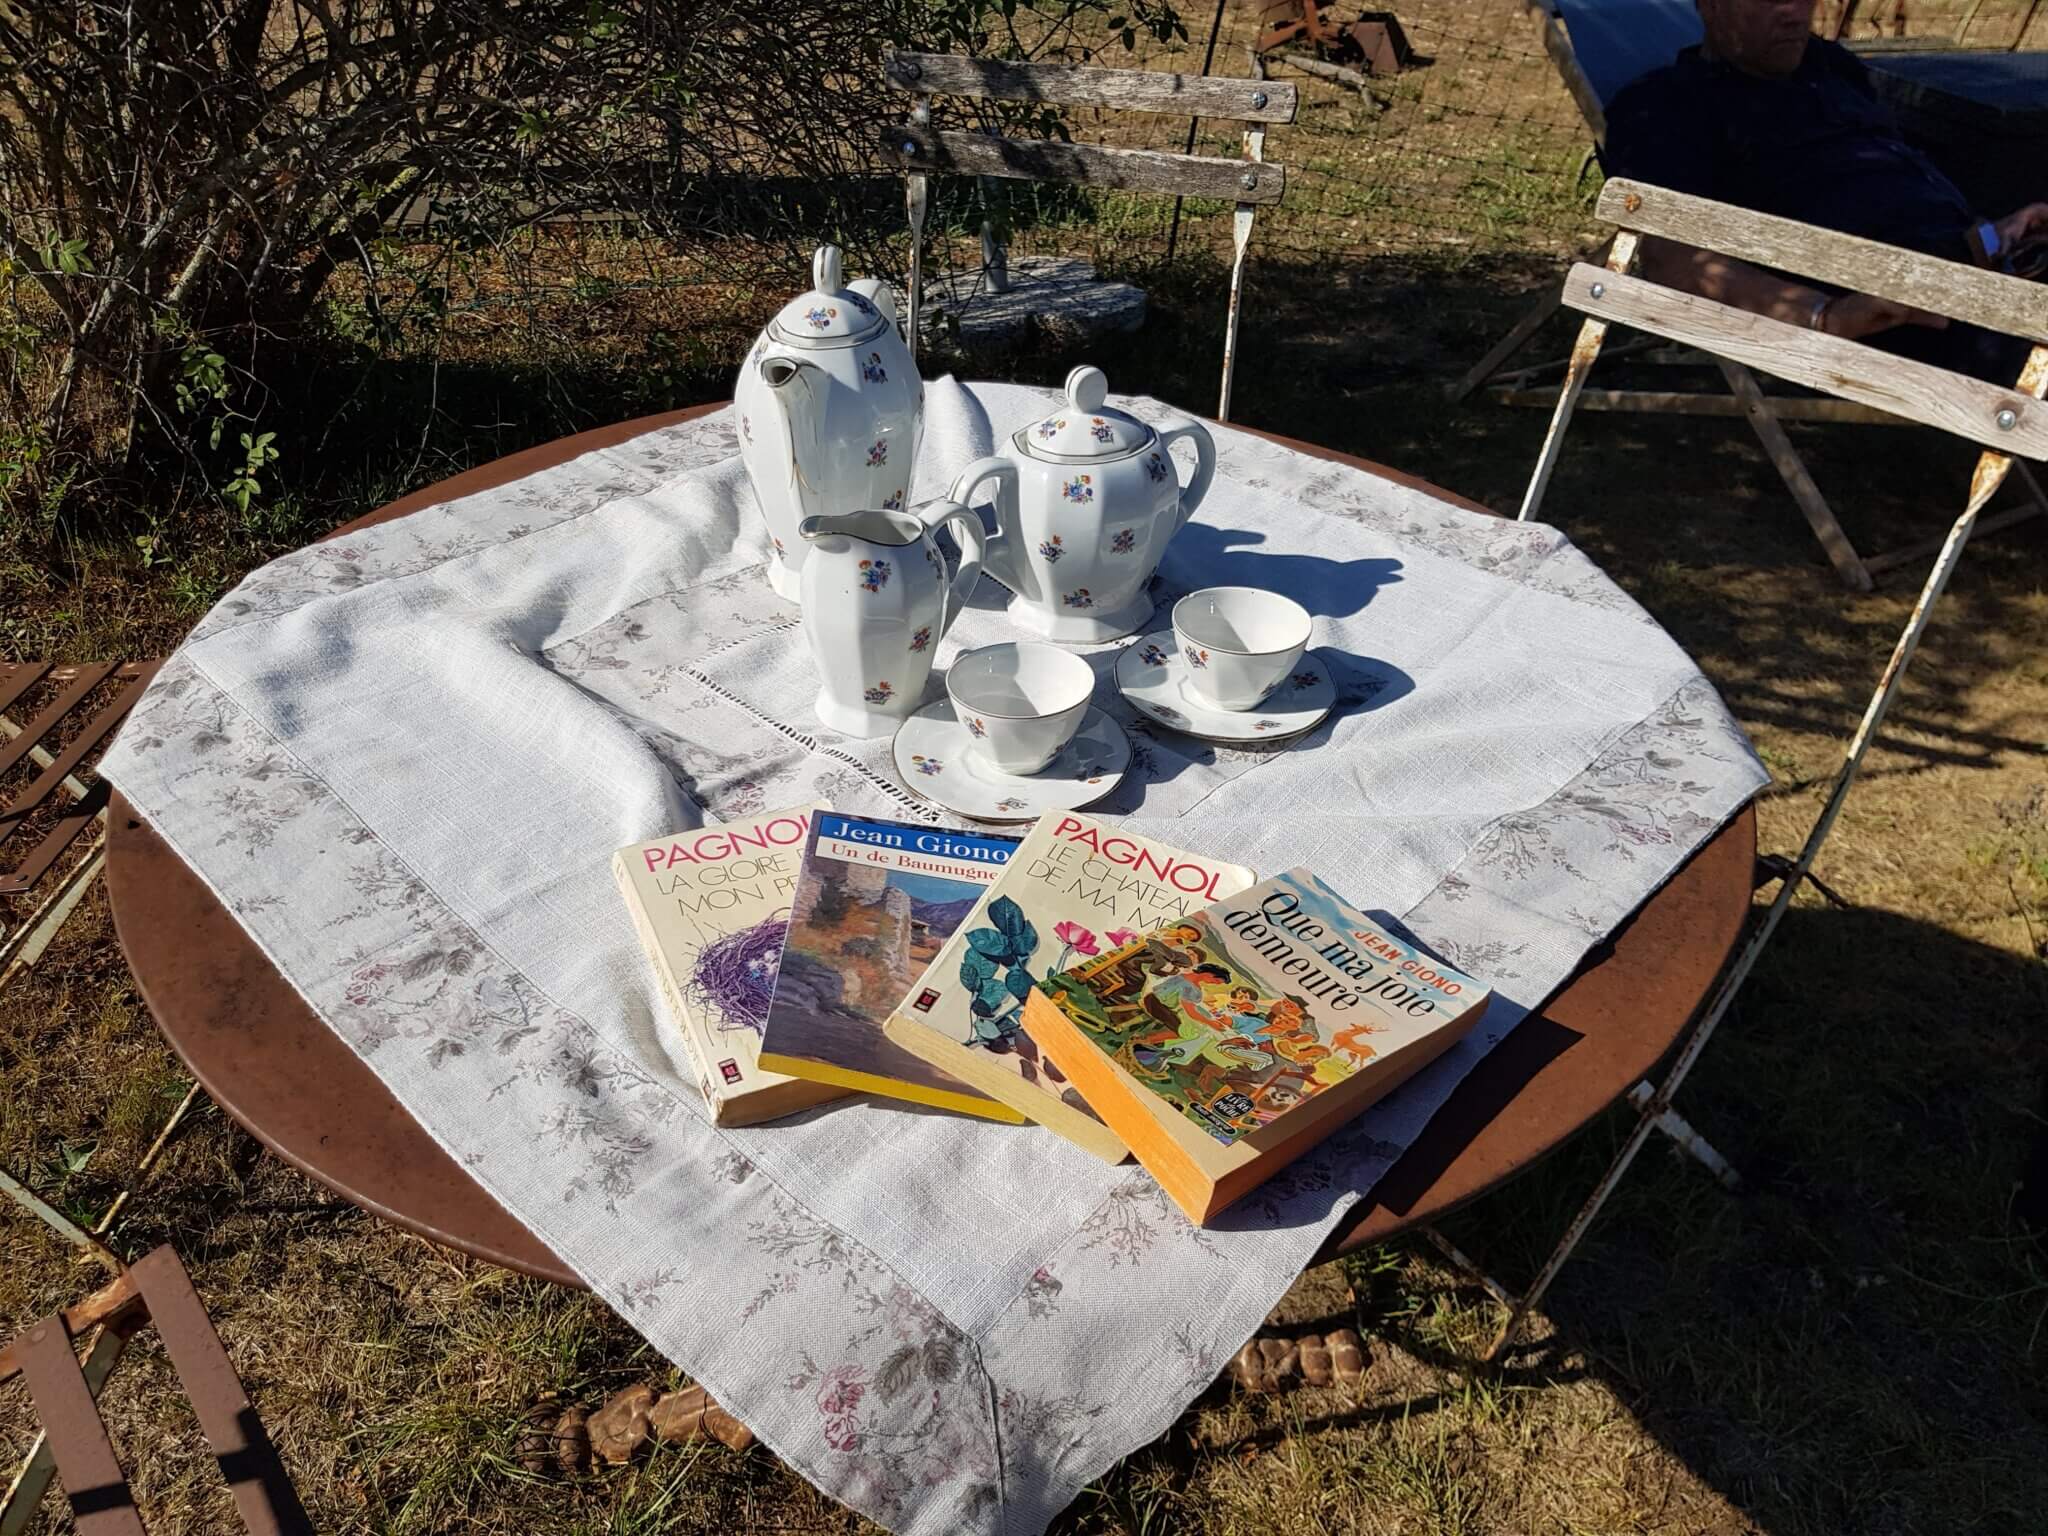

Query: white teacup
[946,641,1095,774]
[1172,587,1313,711]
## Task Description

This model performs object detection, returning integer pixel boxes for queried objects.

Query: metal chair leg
[1475,378,2042,1359]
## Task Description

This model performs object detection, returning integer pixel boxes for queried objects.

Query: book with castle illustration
[885,813,1255,1164]
[612,805,847,1127]
[756,812,1029,1122]
[1021,869,1492,1224]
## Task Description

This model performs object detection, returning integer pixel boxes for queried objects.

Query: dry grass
[5,254,2048,1534]
[6,5,2048,1528]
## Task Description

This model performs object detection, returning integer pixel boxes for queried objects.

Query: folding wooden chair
[1451,176,2046,1358]
[879,51,1297,421]
[2,1246,311,1533]
[1451,0,2048,590]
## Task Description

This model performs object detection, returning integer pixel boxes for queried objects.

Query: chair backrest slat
[14,1315,148,1535]
[883,50,1297,122]
[882,125,1287,205]
[1599,178,2048,343]
[1563,261,2048,455]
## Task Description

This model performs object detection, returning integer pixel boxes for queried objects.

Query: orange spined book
[1021,868,1491,1224]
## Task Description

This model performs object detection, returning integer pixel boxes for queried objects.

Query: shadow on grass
[1406,900,2048,1535]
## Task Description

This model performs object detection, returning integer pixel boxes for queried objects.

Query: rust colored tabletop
[108,403,1756,1287]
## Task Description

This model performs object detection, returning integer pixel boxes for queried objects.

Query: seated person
[1604,0,2046,382]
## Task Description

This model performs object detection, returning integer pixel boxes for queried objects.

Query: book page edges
[882,1013,1129,1163]
[754,1051,1030,1124]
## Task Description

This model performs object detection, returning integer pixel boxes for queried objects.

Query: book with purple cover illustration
[612,805,846,1126]
[885,813,1254,1162]
[1022,868,1491,1223]
[757,812,1028,1122]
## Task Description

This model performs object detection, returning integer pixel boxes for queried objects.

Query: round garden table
[107,404,1756,1287]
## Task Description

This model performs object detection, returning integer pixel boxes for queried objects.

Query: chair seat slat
[883,50,1297,122]
[882,126,1287,205]
[1563,262,2048,458]
[14,1315,147,1535]
[1598,179,2048,343]
[131,1247,314,1536]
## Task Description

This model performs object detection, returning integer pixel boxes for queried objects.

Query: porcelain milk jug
[736,245,923,601]
[947,365,1215,643]
[798,501,985,738]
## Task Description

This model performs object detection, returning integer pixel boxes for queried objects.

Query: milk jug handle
[1156,418,1216,533]
[918,498,986,641]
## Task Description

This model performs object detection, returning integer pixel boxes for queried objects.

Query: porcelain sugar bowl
[947,365,1214,643]
[735,245,924,601]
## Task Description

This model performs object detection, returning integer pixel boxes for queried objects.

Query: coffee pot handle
[1156,418,1217,533]
[918,498,986,642]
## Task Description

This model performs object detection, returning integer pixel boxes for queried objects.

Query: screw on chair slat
[13,1317,147,1535]
[0,665,116,781]
[0,664,54,719]
[2,661,159,832]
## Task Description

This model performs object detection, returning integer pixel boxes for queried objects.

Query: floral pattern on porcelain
[863,353,888,383]
[1061,475,1094,504]
[858,559,890,593]
[1089,418,1114,443]
[867,440,888,468]
[1036,418,1065,440]
[966,716,987,739]
[1110,528,1135,555]
[1139,643,1170,667]
[1183,645,1209,670]
[1291,671,1319,690]
[1039,535,1065,564]
[911,755,944,776]
[1062,589,1094,609]
[882,490,904,511]
[1145,453,1169,483]
[995,796,1029,813]
[909,626,932,653]
[863,681,894,705]
[806,305,838,329]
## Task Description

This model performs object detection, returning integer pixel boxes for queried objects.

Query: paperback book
[757,812,1028,1122]
[612,805,846,1126]
[886,813,1254,1163]
[1022,868,1492,1223]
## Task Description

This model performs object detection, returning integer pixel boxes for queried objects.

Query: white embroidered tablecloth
[103,379,1767,1534]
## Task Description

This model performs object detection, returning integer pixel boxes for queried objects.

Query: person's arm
[1638,235,1948,340]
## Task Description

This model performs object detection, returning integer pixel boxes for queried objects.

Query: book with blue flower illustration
[756,812,1028,1122]
[612,805,847,1127]
[884,814,1254,1162]
[1020,868,1492,1224]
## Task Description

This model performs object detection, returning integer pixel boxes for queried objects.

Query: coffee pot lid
[1015,366,1154,461]
[769,246,889,348]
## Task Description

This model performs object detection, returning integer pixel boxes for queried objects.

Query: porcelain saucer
[891,702,1132,824]
[1114,631,1335,745]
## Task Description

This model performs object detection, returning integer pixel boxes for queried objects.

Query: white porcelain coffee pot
[947,365,1215,643]
[797,501,985,738]
[736,246,924,602]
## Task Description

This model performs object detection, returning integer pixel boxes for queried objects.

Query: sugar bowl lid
[1015,366,1154,461]
[768,246,889,348]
